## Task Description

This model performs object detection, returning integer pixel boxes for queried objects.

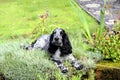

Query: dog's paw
[60,66,68,73]
[75,64,83,70]
[73,62,83,70]
[61,68,68,73]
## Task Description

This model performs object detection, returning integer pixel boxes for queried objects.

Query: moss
[95,61,120,73]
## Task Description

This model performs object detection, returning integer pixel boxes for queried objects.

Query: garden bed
[76,1,120,79]
[0,0,120,80]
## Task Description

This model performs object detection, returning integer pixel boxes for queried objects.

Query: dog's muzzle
[52,37,62,46]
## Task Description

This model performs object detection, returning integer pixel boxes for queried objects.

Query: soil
[95,67,120,80]
[0,73,5,80]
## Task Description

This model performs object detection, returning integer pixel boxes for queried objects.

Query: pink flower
[39,10,49,19]
[40,15,44,19]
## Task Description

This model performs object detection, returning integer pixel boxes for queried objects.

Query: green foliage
[97,9,105,39]
[95,0,120,62]
[96,0,106,39]
[113,20,120,31]
[70,0,120,63]
[70,0,94,44]
[30,11,51,43]
[0,40,97,80]
[0,0,101,79]
[96,34,120,62]
[70,0,103,62]
[0,40,58,80]
[0,0,98,42]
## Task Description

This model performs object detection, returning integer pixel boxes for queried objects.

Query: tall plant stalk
[70,0,93,44]
[97,0,106,39]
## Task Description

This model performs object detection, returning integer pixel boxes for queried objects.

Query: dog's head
[49,28,72,55]
[50,28,64,47]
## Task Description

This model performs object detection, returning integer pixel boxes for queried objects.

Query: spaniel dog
[23,28,83,73]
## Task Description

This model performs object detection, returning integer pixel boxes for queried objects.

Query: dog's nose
[54,37,59,41]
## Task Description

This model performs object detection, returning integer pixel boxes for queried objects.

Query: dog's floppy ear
[60,30,72,56]
[49,31,54,43]
[48,31,58,54]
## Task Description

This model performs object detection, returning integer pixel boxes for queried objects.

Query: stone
[105,19,114,25]
[79,0,91,1]
[93,10,111,16]
[93,11,100,15]
[85,3,100,8]
[105,10,111,15]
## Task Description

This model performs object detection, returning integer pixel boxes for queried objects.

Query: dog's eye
[60,31,63,35]
[53,31,56,34]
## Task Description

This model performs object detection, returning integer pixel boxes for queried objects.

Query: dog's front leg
[67,54,83,70]
[51,57,68,73]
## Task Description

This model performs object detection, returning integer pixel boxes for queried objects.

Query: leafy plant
[97,9,105,39]
[70,0,93,44]
[94,0,120,62]
[0,40,69,80]
[113,20,120,31]
[95,32,120,62]
[30,11,50,43]
[0,40,97,80]
[70,0,120,63]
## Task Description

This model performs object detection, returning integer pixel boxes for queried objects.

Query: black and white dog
[23,28,83,73]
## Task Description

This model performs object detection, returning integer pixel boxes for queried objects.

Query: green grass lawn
[0,0,100,79]
[0,0,98,41]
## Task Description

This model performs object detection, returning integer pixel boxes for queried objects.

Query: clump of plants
[94,30,120,62]
[92,9,120,62]
[71,0,120,62]
[93,0,120,62]
[0,41,59,80]
[30,11,50,42]
[0,40,96,80]
[114,19,120,31]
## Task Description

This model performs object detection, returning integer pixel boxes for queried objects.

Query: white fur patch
[33,34,50,50]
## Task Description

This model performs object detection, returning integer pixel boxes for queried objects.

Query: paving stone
[79,1,92,5]
[77,0,120,29]
[79,0,91,1]
[93,10,111,15]
[105,19,114,25]
[85,3,100,8]
[88,8,95,12]
[105,15,114,20]
[93,11,100,15]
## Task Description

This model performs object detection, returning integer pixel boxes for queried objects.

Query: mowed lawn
[0,0,98,41]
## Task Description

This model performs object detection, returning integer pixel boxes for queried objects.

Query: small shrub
[0,40,96,80]
[95,32,120,62]
[0,41,59,80]
[30,11,50,43]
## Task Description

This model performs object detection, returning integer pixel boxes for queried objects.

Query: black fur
[60,29,72,56]
[48,31,59,54]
